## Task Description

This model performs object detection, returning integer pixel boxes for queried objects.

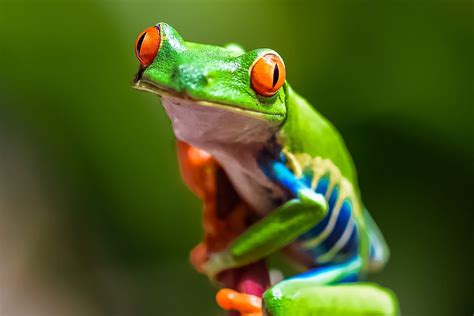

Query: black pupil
[272,64,280,88]
[137,32,147,55]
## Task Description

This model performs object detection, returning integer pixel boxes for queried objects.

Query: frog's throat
[133,79,284,122]
[161,94,280,147]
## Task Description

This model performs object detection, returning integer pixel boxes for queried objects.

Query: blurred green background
[0,0,472,315]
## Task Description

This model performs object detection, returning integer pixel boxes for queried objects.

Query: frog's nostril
[199,74,209,85]
[171,69,180,82]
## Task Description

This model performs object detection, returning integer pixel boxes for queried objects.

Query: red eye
[250,53,286,97]
[135,26,161,67]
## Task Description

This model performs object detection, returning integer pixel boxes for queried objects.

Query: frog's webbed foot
[216,289,262,316]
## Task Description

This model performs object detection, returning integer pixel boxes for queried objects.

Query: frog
[133,22,399,316]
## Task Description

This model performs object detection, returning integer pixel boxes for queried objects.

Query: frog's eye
[135,26,161,67]
[250,53,286,97]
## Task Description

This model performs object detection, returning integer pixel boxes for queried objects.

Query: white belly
[161,95,288,214]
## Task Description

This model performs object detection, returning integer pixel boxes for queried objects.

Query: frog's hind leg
[263,282,399,316]
[263,257,398,315]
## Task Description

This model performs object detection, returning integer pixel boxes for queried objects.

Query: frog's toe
[190,242,209,273]
[216,288,262,316]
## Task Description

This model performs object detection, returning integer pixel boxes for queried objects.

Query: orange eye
[250,53,286,97]
[135,26,161,67]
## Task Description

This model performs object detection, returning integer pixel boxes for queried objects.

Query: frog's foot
[216,289,262,316]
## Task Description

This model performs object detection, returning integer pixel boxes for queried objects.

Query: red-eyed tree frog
[133,23,399,316]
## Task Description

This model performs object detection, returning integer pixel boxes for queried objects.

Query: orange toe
[216,288,262,315]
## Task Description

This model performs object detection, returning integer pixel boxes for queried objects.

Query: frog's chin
[159,94,280,150]
[133,80,284,122]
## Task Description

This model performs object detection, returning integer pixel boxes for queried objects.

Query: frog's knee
[262,286,284,316]
[262,281,297,316]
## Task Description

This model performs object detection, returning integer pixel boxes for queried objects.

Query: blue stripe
[333,225,359,263]
[298,180,337,241]
[304,227,358,263]
[315,175,330,195]
[270,161,304,196]
[316,199,352,254]
[288,256,363,284]
[370,242,376,258]
[300,170,314,188]
[338,273,359,283]
[291,262,337,279]
[328,185,339,210]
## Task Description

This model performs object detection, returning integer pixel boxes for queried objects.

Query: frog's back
[278,85,389,272]
[279,85,358,186]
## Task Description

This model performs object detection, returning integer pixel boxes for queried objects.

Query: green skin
[134,23,398,315]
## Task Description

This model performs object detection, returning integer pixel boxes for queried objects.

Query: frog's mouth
[133,79,284,122]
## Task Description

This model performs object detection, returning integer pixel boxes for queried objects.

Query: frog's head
[133,23,287,149]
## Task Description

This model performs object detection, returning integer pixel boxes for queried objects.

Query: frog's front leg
[203,159,328,279]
